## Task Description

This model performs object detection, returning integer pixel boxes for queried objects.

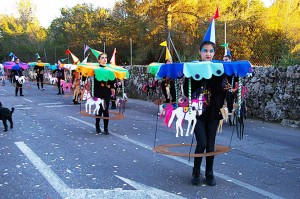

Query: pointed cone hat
[225,48,232,57]
[202,19,216,44]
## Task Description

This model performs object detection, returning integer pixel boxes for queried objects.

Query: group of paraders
[0,8,252,188]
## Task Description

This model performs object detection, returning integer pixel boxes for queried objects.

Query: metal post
[224,22,227,55]
[130,38,132,66]
[104,41,106,53]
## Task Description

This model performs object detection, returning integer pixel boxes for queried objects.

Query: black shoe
[205,174,216,186]
[104,129,109,135]
[57,92,61,95]
[15,94,17,96]
[73,101,80,105]
[96,128,101,134]
[42,88,45,90]
[20,94,24,96]
[191,168,201,185]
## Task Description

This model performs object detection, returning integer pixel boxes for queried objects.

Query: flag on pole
[65,49,71,55]
[220,43,229,47]
[159,41,167,47]
[84,44,90,55]
[8,52,13,57]
[211,7,220,20]
[110,48,116,65]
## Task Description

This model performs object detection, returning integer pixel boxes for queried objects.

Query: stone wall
[244,65,300,128]
[125,65,300,128]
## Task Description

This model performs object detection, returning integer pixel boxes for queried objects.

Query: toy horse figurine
[15,75,27,84]
[60,80,72,93]
[116,93,128,114]
[72,79,81,102]
[166,94,204,137]
[48,74,57,85]
[82,90,105,114]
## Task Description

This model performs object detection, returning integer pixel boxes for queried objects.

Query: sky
[0,0,118,28]
[0,0,273,28]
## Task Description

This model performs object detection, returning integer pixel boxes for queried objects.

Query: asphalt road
[0,82,299,199]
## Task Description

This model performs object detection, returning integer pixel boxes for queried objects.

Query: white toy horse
[48,74,57,84]
[15,75,27,84]
[82,90,105,114]
[166,94,204,137]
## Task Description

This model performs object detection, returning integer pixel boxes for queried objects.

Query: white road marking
[15,141,184,199]
[68,116,285,199]
[16,107,33,110]
[38,102,63,105]
[23,98,33,102]
[44,105,75,108]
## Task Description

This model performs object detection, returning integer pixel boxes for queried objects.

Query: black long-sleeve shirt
[93,65,115,99]
[183,75,227,121]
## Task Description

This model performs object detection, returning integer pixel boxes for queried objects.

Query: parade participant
[0,64,4,86]
[223,49,237,125]
[161,59,176,103]
[34,57,45,90]
[12,58,25,96]
[184,19,227,186]
[53,59,66,95]
[94,53,116,135]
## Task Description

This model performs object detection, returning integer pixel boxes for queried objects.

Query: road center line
[68,115,285,199]
[15,142,70,198]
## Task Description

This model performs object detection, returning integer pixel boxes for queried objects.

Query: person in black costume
[12,58,25,96]
[161,59,176,103]
[94,53,116,135]
[34,58,45,90]
[53,59,65,95]
[223,50,238,126]
[184,40,227,186]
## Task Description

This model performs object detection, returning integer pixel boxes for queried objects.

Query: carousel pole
[130,37,132,66]
[224,22,227,55]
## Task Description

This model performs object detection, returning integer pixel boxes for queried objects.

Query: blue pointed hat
[202,18,216,44]
[225,48,232,57]
[35,53,41,59]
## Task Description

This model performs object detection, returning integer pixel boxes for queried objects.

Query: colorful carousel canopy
[60,64,77,71]
[76,63,129,80]
[148,62,164,75]
[3,61,29,70]
[156,60,252,80]
[212,60,253,77]
[28,62,51,67]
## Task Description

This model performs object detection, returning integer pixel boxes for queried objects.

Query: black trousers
[193,119,219,174]
[57,78,64,94]
[95,98,110,130]
[36,74,44,89]
[15,81,23,95]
